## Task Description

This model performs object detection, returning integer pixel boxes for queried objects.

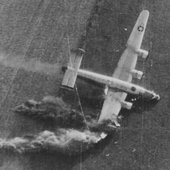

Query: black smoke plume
[13,96,88,129]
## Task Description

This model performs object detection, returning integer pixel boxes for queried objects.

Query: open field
[0,0,170,169]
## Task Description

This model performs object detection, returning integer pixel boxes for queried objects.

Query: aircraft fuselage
[76,68,160,101]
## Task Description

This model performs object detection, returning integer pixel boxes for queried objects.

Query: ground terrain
[0,0,170,169]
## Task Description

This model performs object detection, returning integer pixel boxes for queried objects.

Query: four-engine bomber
[62,10,160,127]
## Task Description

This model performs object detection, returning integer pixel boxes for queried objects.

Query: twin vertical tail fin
[62,48,85,88]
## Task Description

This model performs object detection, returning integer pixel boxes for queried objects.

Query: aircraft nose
[143,91,160,101]
[152,93,160,101]
[149,92,160,102]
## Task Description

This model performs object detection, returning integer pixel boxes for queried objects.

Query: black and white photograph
[0,0,169,169]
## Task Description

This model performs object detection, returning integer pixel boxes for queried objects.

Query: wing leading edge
[114,10,149,82]
[98,90,127,126]
[98,10,149,126]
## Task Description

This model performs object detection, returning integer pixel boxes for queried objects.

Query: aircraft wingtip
[141,10,150,15]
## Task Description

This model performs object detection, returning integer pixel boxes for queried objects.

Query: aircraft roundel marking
[137,25,144,32]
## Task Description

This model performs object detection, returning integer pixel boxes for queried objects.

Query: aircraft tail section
[62,48,85,88]
[127,10,149,50]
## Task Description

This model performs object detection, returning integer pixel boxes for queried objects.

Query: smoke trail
[0,129,106,155]
[13,96,117,132]
[10,96,117,155]
[0,54,61,75]
[13,96,87,128]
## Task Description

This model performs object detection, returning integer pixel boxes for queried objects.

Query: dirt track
[0,0,170,169]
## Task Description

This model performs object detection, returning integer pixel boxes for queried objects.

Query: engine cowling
[136,49,149,59]
[121,101,133,110]
[131,69,143,80]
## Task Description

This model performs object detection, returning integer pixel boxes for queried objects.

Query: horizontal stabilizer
[62,48,85,88]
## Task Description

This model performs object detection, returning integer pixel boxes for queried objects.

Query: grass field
[0,0,170,169]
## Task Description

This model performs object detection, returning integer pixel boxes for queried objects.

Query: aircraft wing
[98,10,149,126]
[113,10,149,82]
[98,90,127,126]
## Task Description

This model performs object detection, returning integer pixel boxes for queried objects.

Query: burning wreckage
[0,10,160,155]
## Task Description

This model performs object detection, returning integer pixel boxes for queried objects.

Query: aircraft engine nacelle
[131,69,143,80]
[136,49,149,59]
[120,101,133,110]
